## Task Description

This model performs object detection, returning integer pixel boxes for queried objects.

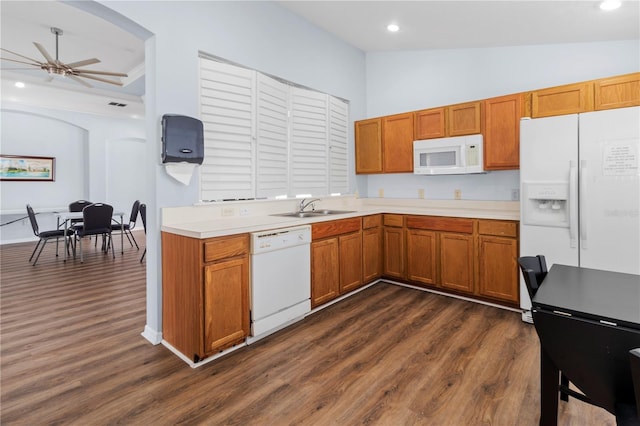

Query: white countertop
[161,198,520,239]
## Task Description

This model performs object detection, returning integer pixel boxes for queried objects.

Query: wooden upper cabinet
[383,112,415,173]
[594,72,640,110]
[355,118,383,174]
[414,107,446,140]
[447,101,481,136]
[530,81,594,118]
[482,93,523,170]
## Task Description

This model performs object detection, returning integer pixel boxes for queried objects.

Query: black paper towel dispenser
[161,114,204,164]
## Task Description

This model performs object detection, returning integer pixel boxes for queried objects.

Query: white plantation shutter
[329,97,349,194]
[199,58,255,200]
[289,87,328,197]
[198,57,350,200]
[256,74,289,198]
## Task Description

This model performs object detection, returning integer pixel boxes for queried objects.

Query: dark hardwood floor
[1,233,614,425]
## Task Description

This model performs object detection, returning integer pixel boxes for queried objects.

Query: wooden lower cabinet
[162,232,249,363]
[362,215,382,283]
[203,258,249,354]
[440,233,474,293]
[477,219,519,303]
[311,238,340,307]
[383,215,405,279]
[311,218,362,308]
[406,229,437,285]
[339,232,363,293]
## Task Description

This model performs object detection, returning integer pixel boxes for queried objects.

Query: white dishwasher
[249,225,311,342]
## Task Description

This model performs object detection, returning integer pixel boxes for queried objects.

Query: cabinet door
[483,93,522,170]
[594,72,640,110]
[383,112,414,173]
[311,238,340,307]
[478,236,519,303]
[406,229,437,285]
[439,233,474,293]
[530,81,594,118]
[203,257,249,355]
[355,118,383,174]
[362,226,382,283]
[447,101,481,136]
[339,232,363,294]
[383,226,405,279]
[414,107,446,140]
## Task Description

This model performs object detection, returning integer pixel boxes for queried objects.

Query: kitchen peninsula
[161,197,519,366]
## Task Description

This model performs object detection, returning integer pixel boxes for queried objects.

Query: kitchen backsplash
[365,170,520,201]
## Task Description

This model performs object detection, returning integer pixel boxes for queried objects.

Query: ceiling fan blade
[68,75,93,88]
[65,58,101,68]
[0,67,42,71]
[0,48,44,65]
[75,69,128,77]
[0,57,42,67]
[76,73,124,86]
[33,42,56,64]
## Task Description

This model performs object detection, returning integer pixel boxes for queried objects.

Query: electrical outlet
[221,207,235,217]
[454,189,462,200]
[239,208,250,216]
[510,189,520,201]
[378,188,384,198]
[418,189,425,199]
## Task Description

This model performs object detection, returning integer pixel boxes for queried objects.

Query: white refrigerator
[519,106,640,322]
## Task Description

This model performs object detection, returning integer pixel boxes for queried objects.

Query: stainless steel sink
[271,212,321,218]
[271,210,355,218]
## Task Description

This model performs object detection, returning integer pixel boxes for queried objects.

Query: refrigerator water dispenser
[522,182,569,227]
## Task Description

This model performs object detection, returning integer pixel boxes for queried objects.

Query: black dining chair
[518,255,572,403]
[26,204,74,266]
[68,199,92,228]
[139,203,146,263]
[110,200,140,249]
[74,203,115,263]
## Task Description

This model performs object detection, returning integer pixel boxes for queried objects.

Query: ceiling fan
[0,27,127,88]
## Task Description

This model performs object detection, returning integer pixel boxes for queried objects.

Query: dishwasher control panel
[250,225,311,254]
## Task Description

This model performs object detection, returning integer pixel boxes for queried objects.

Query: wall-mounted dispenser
[161,114,204,185]
[522,181,570,228]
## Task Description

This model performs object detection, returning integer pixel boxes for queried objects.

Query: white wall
[364,39,640,200]
[0,103,145,243]
[96,0,368,343]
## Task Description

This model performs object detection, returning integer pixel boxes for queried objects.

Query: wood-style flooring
[1,234,614,425]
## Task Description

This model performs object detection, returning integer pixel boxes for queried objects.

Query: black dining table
[532,264,640,425]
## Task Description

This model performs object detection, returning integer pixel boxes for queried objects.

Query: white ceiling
[278,0,640,52]
[1,1,638,119]
[0,0,145,118]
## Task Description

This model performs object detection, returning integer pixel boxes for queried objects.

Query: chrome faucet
[299,198,321,212]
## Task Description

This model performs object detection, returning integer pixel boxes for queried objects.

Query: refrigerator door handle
[569,160,578,248]
[580,160,588,249]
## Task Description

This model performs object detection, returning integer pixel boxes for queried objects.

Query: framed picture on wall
[0,155,55,181]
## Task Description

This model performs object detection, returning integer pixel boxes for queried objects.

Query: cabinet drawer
[362,214,382,229]
[383,214,404,227]
[204,234,249,263]
[406,216,473,234]
[312,217,361,240]
[478,220,518,238]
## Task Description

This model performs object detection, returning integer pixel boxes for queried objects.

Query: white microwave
[413,134,484,175]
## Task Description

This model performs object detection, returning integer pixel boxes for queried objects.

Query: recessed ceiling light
[600,0,621,10]
[14,82,25,88]
[387,23,400,32]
